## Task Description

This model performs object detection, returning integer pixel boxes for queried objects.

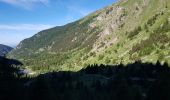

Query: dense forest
[1,56,170,100]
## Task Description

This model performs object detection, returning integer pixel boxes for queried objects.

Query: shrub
[130,26,170,55]
[128,26,142,39]
[114,49,118,53]
[89,52,96,57]
[158,52,164,61]
[144,24,149,32]
[147,13,159,26]
[130,53,140,61]
[105,57,111,64]
[139,46,154,56]
[112,59,117,64]
[98,54,104,60]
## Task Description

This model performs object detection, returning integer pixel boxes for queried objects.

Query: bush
[147,13,160,26]
[130,27,170,55]
[158,52,164,61]
[144,24,149,32]
[129,53,141,61]
[128,26,142,39]
[139,46,154,56]
[89,52,96,57]
[105,57,111,64]
[98,54,104,60]
[112,59,117,64]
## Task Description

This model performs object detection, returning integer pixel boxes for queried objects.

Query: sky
[0,0,117,47]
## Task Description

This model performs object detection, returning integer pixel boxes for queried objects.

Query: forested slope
[9,0,170,72]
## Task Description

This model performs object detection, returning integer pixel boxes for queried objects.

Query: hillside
[0,44,13,56]
[9,0,170,72]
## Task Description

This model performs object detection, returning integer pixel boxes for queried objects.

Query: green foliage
[158,52,165,61]
[130,22,170,56]
[89,52,96,57]
[144,24,149,32]
[128,26,142,39]
[139,46,154,56]
[8,0,170,71]
[114,49,118,53]
[154,18,170,33]
[83,55,89,60]
[105,57,111,63]
[147,13,159,26]
[111,59,116,64]
[129,53,141,61]
[98,54,104,60]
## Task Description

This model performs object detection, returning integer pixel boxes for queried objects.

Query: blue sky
[0,0,117,47]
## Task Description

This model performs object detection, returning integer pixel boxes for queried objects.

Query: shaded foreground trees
[0,56,24,100]
[1,58,170,100]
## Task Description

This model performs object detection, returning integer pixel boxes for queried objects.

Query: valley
[8,0,170,73]
[1,0,170,100]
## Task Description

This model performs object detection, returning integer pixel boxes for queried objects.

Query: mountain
[9,0,170,72]
[0,44,13,56]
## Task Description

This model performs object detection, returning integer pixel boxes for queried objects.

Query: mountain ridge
[0,44,13,57]
[9,0,170,72]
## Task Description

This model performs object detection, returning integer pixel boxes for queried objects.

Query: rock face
[9,0,170,71]
[0,44,13,56]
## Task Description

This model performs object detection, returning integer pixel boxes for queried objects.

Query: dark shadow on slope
[1,59,170,100]
[0,56,24,100]
[24,61,170,100]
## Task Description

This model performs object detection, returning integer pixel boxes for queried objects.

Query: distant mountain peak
[0,44,13,56]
